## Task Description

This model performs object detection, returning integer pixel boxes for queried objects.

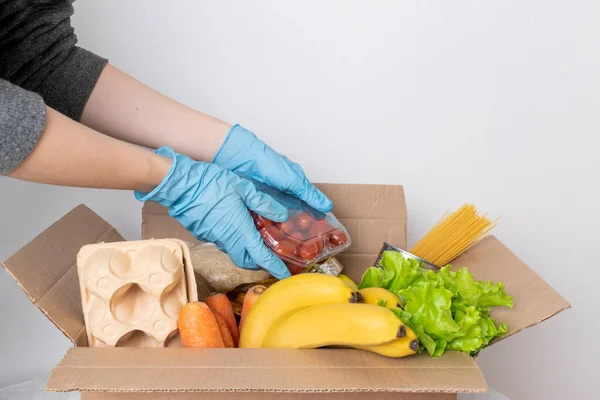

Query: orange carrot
[178,302,224,348]
[211,307,234,348]
[206,292,239,346]
[239,285,267,333]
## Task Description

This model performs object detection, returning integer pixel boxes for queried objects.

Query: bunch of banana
[238,273,362,348]
[239,274,418,358]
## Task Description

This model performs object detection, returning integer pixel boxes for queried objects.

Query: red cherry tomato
[260,224,284,243]
[308,219,335,239]
[252,213,272,230]
[299,240,321,261]
[329,229,348,247]
[284,235,303,251]
[273,239,298,258]
[285,261,304,275]
[278,218,296,234]
[307,237,325,252]
[296,212,314,231]
[287,229,306,241]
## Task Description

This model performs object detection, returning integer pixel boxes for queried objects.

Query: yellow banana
[355,325,419,358]
[239,274,361,348]
[262,303,408,349]
[359,287,404,309]
[338,274,359,291]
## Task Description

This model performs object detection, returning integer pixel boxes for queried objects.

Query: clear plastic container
[243,177,351,272]
[251,209,351,271]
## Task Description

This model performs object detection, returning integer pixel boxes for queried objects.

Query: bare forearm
[80,64,230,162]
[10,106,171,192]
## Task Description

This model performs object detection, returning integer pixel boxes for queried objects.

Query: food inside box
[73,195,513,359]
[1,183,570,397]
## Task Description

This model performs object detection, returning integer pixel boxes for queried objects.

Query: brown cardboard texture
[2,205,124,346]
[80,394,457,400]
[2,184,570,399]
[81,394,456,400]
[77,239,198,347]
[48,348,481,396]
[449,236,570,341]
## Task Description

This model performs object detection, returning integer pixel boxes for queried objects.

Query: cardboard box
[1,184,570,399]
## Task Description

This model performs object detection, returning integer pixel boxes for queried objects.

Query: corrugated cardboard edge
[51,390,476,394]
[46,348,486,394]
[50,389,479,394]
[81,393,458,400]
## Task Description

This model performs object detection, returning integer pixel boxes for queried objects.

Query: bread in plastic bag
[185,241,271,293]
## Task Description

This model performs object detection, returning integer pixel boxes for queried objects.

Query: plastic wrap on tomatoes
[243,177,351,268]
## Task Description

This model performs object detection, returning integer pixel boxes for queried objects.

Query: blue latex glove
[134,147,292,279]
[213,124,333,212]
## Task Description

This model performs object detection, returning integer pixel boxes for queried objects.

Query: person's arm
[0,2,168,189]
[5,102,290,279]
[80,65,230,162]
[1,0,330,210]
[10,106,171,193]
[0,0,107,121]
[80,64,332,212]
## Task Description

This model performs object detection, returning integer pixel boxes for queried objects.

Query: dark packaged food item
[244,177,352,269]
[227,277,279,317]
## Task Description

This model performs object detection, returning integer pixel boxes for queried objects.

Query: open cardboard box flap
[2,183,569,396]
[1,205,125,346]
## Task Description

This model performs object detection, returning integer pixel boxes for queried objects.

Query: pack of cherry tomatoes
[244,177,352,274]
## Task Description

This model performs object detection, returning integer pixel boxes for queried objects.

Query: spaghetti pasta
[409,204,499,267]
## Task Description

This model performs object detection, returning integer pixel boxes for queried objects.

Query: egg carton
[77,239,198,347]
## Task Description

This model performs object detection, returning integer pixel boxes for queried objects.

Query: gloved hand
[213,124,333,212]
[134,147,292,279]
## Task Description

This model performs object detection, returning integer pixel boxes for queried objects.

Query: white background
[1,1,598,399]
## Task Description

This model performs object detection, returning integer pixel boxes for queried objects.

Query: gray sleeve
[0,0,108,121]
[0,79,46,175]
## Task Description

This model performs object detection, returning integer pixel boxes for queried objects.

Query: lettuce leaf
[438,267,513,309]
[359,250,513,357]
[383,251,421,293]
[358,261,395,289]
[394,308,439,355]
[400,282,460,337]
[357,267,382,289]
